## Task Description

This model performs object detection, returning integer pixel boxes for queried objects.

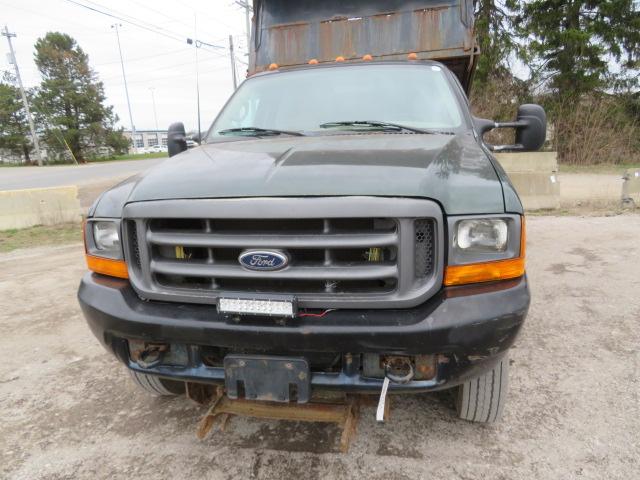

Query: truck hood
[96,133,506,216]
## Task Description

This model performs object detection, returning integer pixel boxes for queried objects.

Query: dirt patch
[1,216,639,479]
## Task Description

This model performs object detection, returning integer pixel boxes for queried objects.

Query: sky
[1,0,248,133]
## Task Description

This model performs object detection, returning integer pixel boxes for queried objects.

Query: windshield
[208,64,464,139]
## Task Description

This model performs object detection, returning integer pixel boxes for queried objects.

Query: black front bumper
[78,274,530,393]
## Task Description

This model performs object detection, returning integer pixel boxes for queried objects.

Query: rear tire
[129,370,185,396]
[456,355,509,423]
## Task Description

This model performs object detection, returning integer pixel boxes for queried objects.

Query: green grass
[0,152,166,167]
[0,223,83,253]
[0,162,28,167]
[95,152,168,162]
[559,163,640,174]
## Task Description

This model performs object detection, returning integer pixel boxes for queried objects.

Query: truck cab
[78,0,546,423]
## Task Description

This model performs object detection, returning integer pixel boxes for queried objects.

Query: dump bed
[249,0,478,91]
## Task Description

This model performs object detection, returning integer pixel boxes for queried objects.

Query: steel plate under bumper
[224,355,310,403]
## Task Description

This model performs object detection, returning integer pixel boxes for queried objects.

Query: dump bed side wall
[250,0,477,90]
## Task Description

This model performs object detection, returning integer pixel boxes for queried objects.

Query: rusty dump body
[249,0,478,90]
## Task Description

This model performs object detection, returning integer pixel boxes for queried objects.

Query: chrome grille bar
[150,260,398,280]
[146,231,399,249]
[122,197,443,309]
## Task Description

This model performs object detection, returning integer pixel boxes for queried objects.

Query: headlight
[455,219,508,252]
[84,219,128,278]
[445,215,525,286]
[93,221,121,252]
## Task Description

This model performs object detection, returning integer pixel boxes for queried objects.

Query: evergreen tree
[0,76,33,163]
[473,0,518,88]
[33,32,126,162]
[513,0,640,101]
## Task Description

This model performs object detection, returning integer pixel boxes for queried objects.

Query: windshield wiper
[319,121,454,135]
[218,127,305,137]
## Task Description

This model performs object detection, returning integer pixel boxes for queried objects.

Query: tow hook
[131,343,168,368]
[376,357,414,423]
[384,357,415,384]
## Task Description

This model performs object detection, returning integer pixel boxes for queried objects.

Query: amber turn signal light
[444,218,526,286]
[86,255,129,279]
[444,257,525,286]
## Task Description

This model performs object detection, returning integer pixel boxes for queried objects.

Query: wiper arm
[218,127,305,137]
[319,121,454,135]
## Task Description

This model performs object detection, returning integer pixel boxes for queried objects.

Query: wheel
[456,355,509,423]
[129,370,185,396]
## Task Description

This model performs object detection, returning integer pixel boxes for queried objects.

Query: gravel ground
[1,215,639,480]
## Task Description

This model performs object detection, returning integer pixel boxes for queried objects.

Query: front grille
[146,217,398,295]
[122,197,443,309]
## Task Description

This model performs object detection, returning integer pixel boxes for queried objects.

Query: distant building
[122,130,168,151]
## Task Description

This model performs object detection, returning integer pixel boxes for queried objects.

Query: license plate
[224,355,310,403]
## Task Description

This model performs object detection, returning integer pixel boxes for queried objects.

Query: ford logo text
[238,250,289,271]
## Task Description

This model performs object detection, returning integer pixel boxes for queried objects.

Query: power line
[111,23,136,154]
[127,0,194,32]
[64,0,187,43]
[93,47,190,67]
[173,0,240,32]
[63,0,230,56]
[106,63,233,86]
[0,1,111,37]
[97,54,227,82]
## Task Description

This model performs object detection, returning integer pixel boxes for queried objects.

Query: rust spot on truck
[251,0,478,91]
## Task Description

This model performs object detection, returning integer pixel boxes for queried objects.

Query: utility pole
[186,35,225,141]
[242,1,251,53]
[149,87,159,145]
[111,24,136,154]
[194,14,201,141]
[235,1,252,65]
[2,26,44,166]
[229,35,237,90]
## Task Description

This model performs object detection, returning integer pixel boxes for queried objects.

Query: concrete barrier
[622,168,640,208]
[495,152,560,210]
[559,173,623,208]
[0,186,82,230]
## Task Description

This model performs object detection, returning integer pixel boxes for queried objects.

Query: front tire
[129,370,185,396]
[456,355,509,423]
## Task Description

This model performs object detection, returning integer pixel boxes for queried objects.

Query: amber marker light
[83,218,129,279]
[444,218,526,287]
[362,54,373,61]
[308,58,319,65]
[335,56,345,62]
[408,52,418,60]
[85,255,129,279]
[268,63,279,70]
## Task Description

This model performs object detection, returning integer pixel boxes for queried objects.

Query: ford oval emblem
[238,250,289,271]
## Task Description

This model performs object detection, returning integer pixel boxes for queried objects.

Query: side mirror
[475,104,547,152]
[167,122,188,157]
